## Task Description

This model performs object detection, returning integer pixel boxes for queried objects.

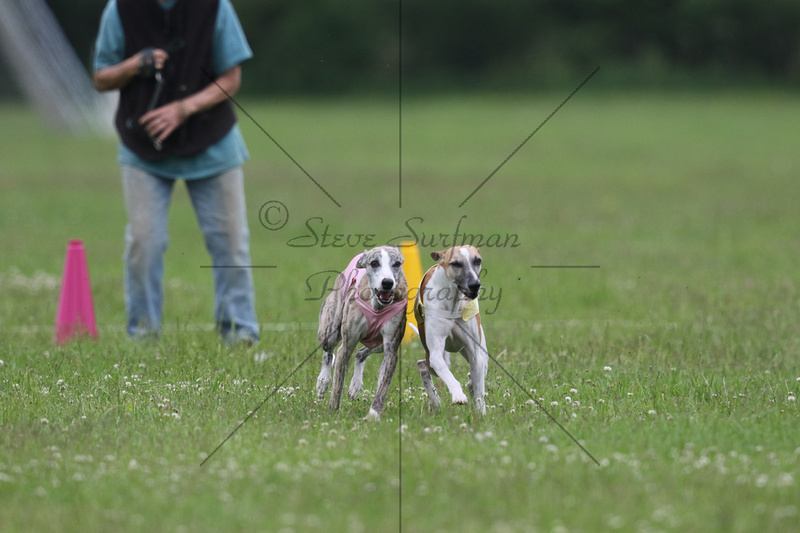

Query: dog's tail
[407,322,420,338]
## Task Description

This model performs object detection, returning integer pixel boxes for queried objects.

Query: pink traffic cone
[54,240,98,343]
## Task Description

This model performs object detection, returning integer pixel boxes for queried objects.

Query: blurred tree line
[2,0,799,97]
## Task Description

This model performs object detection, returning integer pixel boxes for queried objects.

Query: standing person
[92,0,259,345]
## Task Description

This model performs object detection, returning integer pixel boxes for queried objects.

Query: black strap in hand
[138,47,157,77]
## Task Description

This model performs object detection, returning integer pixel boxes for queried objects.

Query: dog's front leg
[329,335,359,411]
[426,332,468,405]
[463,345,488,415]
[349,345,379,400]
[366,342,398,421]
[417,359,441,410]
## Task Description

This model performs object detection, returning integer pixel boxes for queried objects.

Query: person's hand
[140,100,189,142]
[138,48,170,77]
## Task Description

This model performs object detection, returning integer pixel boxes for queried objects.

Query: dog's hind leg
[349,345,380,400]
[316,350,335,399]
[417,359,441,410]
[317,289,343,401]
[316,329,341,401]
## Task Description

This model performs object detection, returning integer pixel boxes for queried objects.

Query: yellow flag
[399,241,423,343]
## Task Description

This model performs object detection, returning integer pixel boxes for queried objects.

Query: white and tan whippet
[316,246,408,420]
[413,245,488,414]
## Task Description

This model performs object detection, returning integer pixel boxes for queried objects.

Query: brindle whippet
[316,246,408,420]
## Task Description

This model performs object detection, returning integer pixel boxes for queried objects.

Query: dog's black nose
[468,281,481,295]
[381,278,394,291]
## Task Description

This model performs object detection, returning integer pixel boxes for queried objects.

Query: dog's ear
[394,274,408,300]
[431,250,444,261]
[356,250,369,269]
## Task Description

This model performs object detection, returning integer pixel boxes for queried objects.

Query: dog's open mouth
[375,290,395,305]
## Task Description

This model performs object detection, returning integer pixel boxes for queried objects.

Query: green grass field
[1,91,799,532]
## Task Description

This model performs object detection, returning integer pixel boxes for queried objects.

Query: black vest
[115,0,236,161]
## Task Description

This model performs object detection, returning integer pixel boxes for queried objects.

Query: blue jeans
[121,165,259,343]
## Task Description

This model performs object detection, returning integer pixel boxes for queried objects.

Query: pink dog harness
[341,253,407,348]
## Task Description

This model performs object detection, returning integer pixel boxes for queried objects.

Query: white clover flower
[788,396,796,402]
[570,388,578,394]
[565,396,572,403]
[40,418,49,424]
[550,401,559,406]
[604,366,612,372]
[648,409,656,415]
